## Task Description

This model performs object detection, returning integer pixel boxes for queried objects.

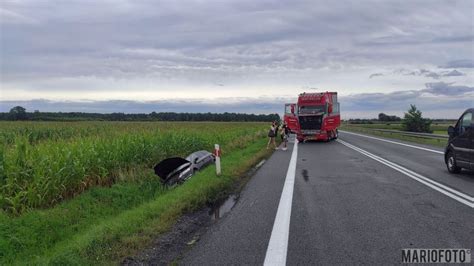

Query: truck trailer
[283,103,300,133]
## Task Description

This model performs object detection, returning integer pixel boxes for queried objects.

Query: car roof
[190,150,210,156]
[458,108,474,119]
[186,150,210,159]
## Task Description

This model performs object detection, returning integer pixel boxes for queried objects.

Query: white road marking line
[264,136,298,266]
[337,139,474,208]
[338,139,473,202]
[339,130,444,154]
[255,160,266,169]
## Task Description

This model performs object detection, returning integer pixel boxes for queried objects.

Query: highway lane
[338,131,474,196]
[180,134,473,265]
[180,141,295,265]
[287,139,473,264]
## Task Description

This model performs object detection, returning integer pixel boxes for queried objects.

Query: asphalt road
[181,131,474,265]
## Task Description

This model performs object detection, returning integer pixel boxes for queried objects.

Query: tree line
[378,113,402,122]
[4,105,438,133]
[347,105,435,133]
[2,106,280,122]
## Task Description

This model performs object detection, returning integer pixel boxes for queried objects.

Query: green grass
[343,122,453,132]
[0,122,266,213]
[0,136,272,264]
[432,130,447,135]
[341,125,447,147]
[0,121,274,263]
[345,123,403,130]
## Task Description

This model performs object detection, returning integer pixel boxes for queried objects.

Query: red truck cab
[284,103,300,133]
[296,92,340,142]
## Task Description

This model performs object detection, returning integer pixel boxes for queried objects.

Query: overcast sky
[1,0,473,118]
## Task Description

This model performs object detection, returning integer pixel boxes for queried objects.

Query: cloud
[0,8,39,24]
[2,0,472,121]
[420,69,441,79]
[422,82,473,96]
[375,68,468,80]
[1,0,473,99]
[442,70,465,77]
[439,59,474,69]
[398,69,441,79]
[369,73,384,79]
[1,82,471,119]
[339,82,473,118]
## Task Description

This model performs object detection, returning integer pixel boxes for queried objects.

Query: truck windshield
[299,105,326,114]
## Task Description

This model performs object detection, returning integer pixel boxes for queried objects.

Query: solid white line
[264,137,298,266]
[338,139,473,202]
[337,139,474,208]
[339,130,444,154]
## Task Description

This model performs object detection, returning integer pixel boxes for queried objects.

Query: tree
[378,112,401,122]
[402,105,432,133]
[9,106,27,120]
[378,113,388,121]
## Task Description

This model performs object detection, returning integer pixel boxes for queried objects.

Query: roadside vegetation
[2,106,280,122]
[340,125,449,147]
[0,121,273,264]
[342,105,455,147]
[0,122,266,213]
[401,105,433,133]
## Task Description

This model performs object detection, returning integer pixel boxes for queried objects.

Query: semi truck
[284,92,340,142]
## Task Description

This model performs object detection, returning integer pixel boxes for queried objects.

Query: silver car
[186,150,215,171]
[154,150,215,186]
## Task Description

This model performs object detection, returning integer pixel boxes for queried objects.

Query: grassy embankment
[341,122,454,148]
[0,122,274,264]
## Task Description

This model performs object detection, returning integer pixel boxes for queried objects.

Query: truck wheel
[334,129,338,139]
[327,131,334,142]
[446,151,461,174]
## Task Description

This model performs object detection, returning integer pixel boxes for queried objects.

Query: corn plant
[0,121,266,213]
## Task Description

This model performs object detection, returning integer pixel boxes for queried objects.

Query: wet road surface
[180,132,474,265]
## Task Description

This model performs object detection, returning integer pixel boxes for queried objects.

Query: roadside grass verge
[340,126,447,148]
[0,137,272,265]
[341,122,453,132]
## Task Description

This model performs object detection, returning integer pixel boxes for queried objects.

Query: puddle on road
[209,194,238,221]
[302,169,309,181]
[207,160,264,221]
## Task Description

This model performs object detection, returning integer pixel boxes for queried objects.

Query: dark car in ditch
[154,150,215,185]
[445,108,474,173]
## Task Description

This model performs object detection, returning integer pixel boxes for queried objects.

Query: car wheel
[446,151,461,174]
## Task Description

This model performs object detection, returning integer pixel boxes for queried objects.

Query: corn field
[0,121,266,214]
